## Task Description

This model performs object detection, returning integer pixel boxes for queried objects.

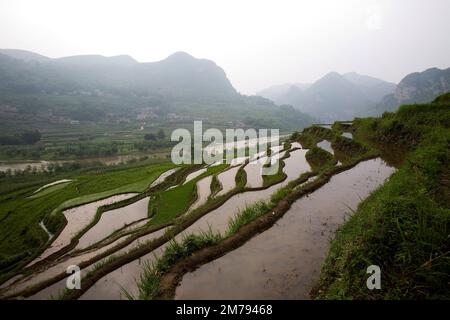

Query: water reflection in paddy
[76,197,150,249]
[342,132,353,139]
[28,193,138,266]
[183,168,207,184]
[316,140,334,154]
[244,157,266,188]
[23,227,169,299]
[189,176,213,212]
[79,241,169,300]
[149,168,179,188]
[215,166,240,197]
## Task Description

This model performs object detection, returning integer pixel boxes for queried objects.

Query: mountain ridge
[0,48,315,133]
[258,71,395,122]
[0,49,239,101]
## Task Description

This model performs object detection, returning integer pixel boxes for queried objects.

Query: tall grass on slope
[314,127,450,299]
[137,230,222,300]
[227,201,272,236]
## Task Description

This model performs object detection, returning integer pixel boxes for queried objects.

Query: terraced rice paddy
[28,193,138,266]
[175,158,394,299]
[76,197,150,249]
[0,130,398,300]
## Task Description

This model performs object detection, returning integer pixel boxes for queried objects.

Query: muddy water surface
[179,149,310,236]
[244,157,266,188]
[22,227,169,299]
[150,168,179,188]
[317,140,334,154]
[28,193,138,266]
[175,158,395,299]
[215,166,240,197]
[76,197,150,249]
[189,176,213,212]
[342,132,353,139]
[79,240,169,300]
[183,168,207,184]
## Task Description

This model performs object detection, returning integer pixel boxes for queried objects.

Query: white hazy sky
[1,0,449,94]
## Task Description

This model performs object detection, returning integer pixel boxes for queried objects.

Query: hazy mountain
[256,83,310,102]
[0,49,314,132]
[0,50,238,101]
[377,67,450,112]
[56,54,138,66]
[258,72,395,122]
[0,49,51,63]
[342,72,396,102]
[295,72,373,122]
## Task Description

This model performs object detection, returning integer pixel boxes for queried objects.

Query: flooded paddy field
[175,158,395,299]
[28,193,138,266]
[75,148,309,299]
[0,130,398,301]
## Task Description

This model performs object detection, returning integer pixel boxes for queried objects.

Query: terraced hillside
[0,94,448,300]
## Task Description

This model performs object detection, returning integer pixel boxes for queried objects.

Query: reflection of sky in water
[317,140,334,155]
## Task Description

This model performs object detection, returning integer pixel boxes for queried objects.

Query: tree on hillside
[144,133,157,141]
[21,130,41,145]
[157,129,166,140]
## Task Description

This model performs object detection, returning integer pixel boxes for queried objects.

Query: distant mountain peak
[0,48,238,101]
[258,71,396,122]
[0,48,50,62]
[313,72,351,88]
[57,54,138,66]
[166,51,195,61]
[109,54,138,64]
[321,71,343,79]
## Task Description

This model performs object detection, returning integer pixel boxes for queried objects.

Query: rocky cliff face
[377,67,450,113]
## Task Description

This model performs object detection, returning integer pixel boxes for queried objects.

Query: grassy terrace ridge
[0,160,178,282]
[313,96,450,299]
[261,146,292,187]
[148,164,228,226]
[305,147,336,172]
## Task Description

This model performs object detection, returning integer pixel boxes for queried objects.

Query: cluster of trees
[3,146,43,159]
[144,129,166,141]
[136,129,172,152]
[0,130,170,160]
[134,140,174,152]
[0,130,41,145]
[54,142,120,158]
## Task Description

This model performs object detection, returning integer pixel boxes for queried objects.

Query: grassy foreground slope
[314,93,450,299]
